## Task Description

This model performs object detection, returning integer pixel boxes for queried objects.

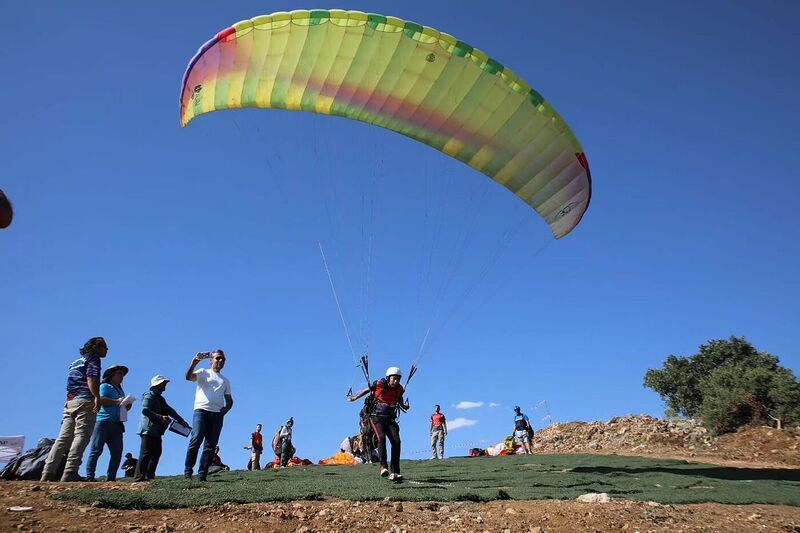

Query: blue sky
[1,1,798,475]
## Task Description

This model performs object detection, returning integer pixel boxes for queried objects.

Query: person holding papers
[85,364,132,481]
[184,349,233,481]
[134,375,189,482]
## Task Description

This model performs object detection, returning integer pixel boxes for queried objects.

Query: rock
[576,493,611,503]
[748,513,762,520]
[440,505,451,513]
[393,502,403,512]
[505,507,518,515]
[296,527,310,533]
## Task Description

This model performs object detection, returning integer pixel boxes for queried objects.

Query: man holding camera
[184,350,233,481]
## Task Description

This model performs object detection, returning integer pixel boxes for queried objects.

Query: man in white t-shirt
[183,349,233,481]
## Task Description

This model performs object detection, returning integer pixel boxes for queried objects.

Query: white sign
[0,436,25,463]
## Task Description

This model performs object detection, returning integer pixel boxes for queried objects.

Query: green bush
[644,336,800,434]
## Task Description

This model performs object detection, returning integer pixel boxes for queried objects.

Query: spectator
[250,424,263,470]
[85,364,131,481]
[277,418,295,467]
[512,406,534,454]
[41,337,108,482]
[121,453,137,478]
[184,350,233,481]
[134,375,189,481]
[207,446,230,475]
[430,404,448,459]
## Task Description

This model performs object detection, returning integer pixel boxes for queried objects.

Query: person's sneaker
[184,473,192,480]
[389,473,403,481]
[430,456,438,460]
[379,468,389,477]
[198,475,207,482]
[60,472,86,482]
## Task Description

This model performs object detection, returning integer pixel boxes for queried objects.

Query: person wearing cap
[85,364,132,481]
[184,349,233,481]
[41,337,108,482]
[348,366,408,481]
[512,406,534,454]
[134,375,189,481]
[278,418,295,467]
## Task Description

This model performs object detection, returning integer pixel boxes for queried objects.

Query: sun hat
[101,364,129,382]
[150,375,170,387]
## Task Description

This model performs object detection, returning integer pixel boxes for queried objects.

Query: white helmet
[385,366,402,378]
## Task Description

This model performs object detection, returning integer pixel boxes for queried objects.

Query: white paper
[169,419,192,437]
[118,394,136,423]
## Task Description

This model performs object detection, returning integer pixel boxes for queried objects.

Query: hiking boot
[60,472,86,482]
[379,468,389,477]
[184,473,192,480]
[85,477,97,482]
[198,475,207,482]
[389,473,403,481]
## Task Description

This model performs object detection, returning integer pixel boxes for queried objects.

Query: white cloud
[447,417,478,430]
[455,401,483,409]
[488,402,500,407]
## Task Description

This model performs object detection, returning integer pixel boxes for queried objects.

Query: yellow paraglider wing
[180,9,591,238]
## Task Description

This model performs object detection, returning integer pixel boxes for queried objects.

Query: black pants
[370,417,401,474]
[134,434,162,481]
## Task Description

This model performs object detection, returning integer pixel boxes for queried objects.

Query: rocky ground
[3,416,799,532]
[534,415,800,467]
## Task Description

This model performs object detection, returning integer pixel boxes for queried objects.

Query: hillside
[534,415,800,467]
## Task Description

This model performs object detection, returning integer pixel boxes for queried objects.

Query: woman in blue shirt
[85,365,131,481]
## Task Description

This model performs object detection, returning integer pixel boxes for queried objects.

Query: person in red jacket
[250,424,263,470]
[348,366,409,481]
[430,404,448,459]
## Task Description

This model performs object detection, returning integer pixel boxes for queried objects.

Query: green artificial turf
[53,454,800,509]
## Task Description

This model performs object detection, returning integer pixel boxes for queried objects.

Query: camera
[196,351,212,360]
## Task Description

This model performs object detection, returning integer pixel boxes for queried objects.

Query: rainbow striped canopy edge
[180,9,592,239]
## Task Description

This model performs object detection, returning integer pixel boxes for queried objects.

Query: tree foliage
[644,336,800,434]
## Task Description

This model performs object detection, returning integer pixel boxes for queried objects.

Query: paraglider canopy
[180,9,592,239]
[0,189,12,229]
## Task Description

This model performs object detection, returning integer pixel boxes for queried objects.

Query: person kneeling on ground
[121,453,137,477]
[207,446,230,475]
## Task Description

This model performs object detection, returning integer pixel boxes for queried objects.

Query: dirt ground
[3,422,798,532]
[2,481,799,533]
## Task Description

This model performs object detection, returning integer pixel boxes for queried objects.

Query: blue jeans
[184,410,224,477]
[85,420,124,480]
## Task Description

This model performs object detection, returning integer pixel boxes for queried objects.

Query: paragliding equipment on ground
[179,9,593,380]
